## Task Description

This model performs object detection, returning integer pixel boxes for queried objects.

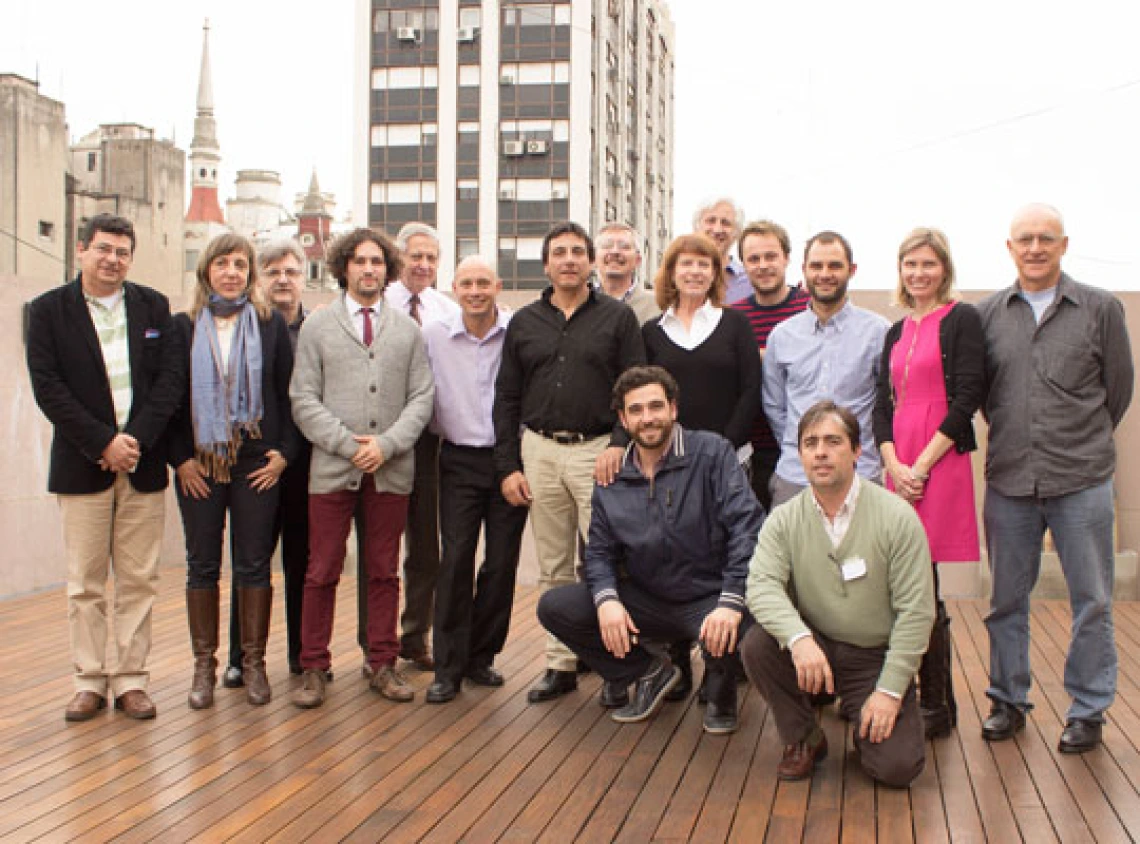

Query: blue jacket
[586,427,765,612]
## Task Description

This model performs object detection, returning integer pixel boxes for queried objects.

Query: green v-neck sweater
[745,481,935,696]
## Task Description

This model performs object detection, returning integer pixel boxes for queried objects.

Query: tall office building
[354,0,674,290]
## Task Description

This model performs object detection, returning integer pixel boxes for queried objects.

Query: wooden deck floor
[3,568,1140,842]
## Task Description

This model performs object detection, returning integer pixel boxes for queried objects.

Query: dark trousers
[537,580,751,698]
[433,443,529,683]
[301,485,408,671]
[740,624,925,788]
[749,446,779,513]
[177,453,279,590]
[229,451,310,669]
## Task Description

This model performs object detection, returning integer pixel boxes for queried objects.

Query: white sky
[6,0,1140,289]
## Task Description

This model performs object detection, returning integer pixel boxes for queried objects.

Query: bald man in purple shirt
[421,256,529,703]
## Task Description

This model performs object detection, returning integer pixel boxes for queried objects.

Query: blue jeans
[983,479,1116,722]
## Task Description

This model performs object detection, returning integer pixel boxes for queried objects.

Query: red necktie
[408,294,422,325]
[361,306,374,346]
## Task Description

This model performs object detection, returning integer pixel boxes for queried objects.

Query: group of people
[27,196,1132,791]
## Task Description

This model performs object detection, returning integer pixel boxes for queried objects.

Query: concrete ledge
[941,551,1138,601]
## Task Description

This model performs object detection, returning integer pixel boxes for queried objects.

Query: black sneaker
[611,657,680,724]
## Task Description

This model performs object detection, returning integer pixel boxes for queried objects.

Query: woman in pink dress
[873,228,985,738]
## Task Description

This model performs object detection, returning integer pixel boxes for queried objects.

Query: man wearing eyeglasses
[595,223,659,326]
[26,213,183,722]
[977,203,1133,754]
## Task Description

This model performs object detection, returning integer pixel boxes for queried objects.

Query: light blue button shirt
[422,308,511,447]
[723,256,751,305]
[763,300,890,485]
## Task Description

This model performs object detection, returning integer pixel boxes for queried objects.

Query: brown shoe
[293,669,327,709]
[370,665,414,702]
[115,690,157,720]
[777,732,828,781]
[400,651,434,672]
[65,691,106,722]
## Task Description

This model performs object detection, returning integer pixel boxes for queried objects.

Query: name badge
[841,558,867,581]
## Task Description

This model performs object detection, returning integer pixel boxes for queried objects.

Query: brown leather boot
[239,586,273,706]
[187,587,219,710]
[919,599,957,739]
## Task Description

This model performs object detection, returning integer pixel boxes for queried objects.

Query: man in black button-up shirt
[493,221,645,703]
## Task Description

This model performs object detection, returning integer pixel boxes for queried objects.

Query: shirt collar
[1003,272,1079,307]
[445,306,511,340]
[661,298,719,330]
[628,425,684,476]
[809,474,861,523]
[345,292,380,317]
[810,298,852,331]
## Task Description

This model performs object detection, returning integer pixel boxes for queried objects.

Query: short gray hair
[395,222,440,251]
[257,239,306,270]
[597,222,642,254]
[691,197,745,232]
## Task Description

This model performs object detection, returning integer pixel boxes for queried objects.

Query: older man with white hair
[693,197,749,304]
[379,222,460,672]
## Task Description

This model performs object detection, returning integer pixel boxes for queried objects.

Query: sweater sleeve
[877,509,936,695]
[492,322,524,478]
[723,311,763,448]
[872,321,902,447]
[745,504,811,645]
[937,303,985,448]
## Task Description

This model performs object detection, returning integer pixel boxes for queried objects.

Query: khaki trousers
[59,473,164,696]
[521,429,607,671]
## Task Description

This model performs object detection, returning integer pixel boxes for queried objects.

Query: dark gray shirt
[977,273,1133,497]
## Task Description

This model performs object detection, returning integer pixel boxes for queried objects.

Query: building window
[371,122,439,147]
[371,181,438,204]
[457,180,479,200]
[499,61,569,85]
[459,8,482,28]
[457,238,479,259]
[459,65,481,87]
[86,152,97,172]
[300,233,315,247]
[372,67,440,90]
[38,221,54,240]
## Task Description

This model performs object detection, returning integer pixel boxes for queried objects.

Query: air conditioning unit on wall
[526,140,549,155]
[396,27,419,42]
[503,140,525,156]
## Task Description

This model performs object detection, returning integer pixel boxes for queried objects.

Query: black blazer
[26,277,184,494]
[873,300,986,454]
[167,309,300,471]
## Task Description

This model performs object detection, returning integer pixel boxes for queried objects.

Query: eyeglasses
[264,268,302,280]
[92,243,133,261]
[1012,233,1063,248]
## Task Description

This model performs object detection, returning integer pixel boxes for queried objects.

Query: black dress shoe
[599,680,630,708]
[703,683,739,735]
[612,658,680,723]
[465,665,504,687]
[426,678,459,704]
[981,700,1026,741]
[527,669,578,703]
[222,665,244,688]
[1059,718,1102,753]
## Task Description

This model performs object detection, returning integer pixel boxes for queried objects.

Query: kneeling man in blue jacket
[537,365,765,733]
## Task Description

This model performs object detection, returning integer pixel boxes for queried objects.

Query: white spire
[196,19,214,114]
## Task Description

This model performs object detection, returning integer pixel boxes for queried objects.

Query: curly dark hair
[611,365,679,413]
[326,227,403,288]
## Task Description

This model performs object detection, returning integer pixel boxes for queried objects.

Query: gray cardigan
[290,293,434,495]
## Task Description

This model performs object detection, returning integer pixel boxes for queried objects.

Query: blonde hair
[190,233,272,320]
[894,227,959,310]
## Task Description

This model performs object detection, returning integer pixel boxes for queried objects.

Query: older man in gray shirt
[978,203,1132,754]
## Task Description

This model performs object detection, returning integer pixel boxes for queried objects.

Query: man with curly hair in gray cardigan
[290,228,434,708]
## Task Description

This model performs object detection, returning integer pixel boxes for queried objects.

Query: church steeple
[185,18,225,224]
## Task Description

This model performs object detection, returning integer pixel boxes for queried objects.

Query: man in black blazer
[26,214,183,722]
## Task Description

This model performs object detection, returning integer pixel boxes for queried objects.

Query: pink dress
[887,303,980,562]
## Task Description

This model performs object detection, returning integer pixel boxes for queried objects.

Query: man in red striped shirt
[732,220,809,511]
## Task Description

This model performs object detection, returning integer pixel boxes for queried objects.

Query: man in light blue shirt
[421,256,528,704]
[763,231,889,508]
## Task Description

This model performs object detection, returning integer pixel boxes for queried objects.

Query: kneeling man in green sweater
[741,400,934,787]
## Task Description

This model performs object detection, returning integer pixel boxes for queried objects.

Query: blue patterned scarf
[190,295,263,481]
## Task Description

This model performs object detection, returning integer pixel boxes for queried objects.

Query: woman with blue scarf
[169,233,299,709]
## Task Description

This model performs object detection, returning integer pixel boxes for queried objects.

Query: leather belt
[537,429,590,445]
